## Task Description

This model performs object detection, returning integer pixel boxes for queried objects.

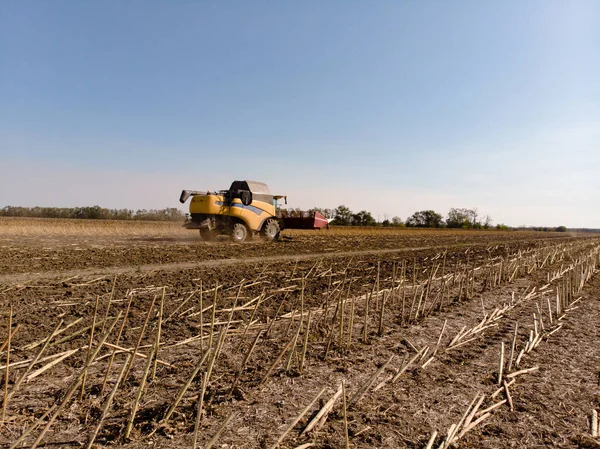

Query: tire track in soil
[0,237,579,285]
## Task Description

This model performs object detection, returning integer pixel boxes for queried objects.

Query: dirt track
[0,238,578,284]
[0,230,583,283]
[0,228,579,276]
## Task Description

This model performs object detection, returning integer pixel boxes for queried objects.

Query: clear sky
[1,1,598,227]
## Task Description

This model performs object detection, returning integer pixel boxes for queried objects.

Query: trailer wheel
[260,219,280,241]
[230,222,250,243]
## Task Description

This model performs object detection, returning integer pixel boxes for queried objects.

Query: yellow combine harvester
[179,180,286,242]
[179,180,330,242]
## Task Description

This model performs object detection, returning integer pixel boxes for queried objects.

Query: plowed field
[1,218,599,448]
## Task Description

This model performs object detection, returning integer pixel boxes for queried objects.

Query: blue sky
[1,1,598,227]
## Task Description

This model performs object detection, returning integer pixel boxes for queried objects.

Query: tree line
[304,205,568,231]
[2,204,570,231]
[301,206,496,228]
[0,206,186,222]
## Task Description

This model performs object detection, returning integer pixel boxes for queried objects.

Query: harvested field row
[0,235,598,448]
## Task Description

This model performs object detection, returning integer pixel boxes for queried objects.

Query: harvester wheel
[230,222,250,243]
[260,219,280,241]
[199,228,217,241]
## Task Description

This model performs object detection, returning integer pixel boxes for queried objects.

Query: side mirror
[240,190,252,206]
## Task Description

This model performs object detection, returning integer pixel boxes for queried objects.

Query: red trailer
[280,210,330,230]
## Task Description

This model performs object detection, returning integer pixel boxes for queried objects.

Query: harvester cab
[179,180,329,242]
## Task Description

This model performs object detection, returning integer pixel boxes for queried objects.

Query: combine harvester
[179,180,330,242]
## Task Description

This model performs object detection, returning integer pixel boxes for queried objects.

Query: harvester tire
[230,222,250,243]
[260,219,280,241]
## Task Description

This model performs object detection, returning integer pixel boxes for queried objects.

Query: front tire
[260,218,280,241]
[230,222,250,243]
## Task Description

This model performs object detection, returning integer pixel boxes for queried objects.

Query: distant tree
[531,226,555,232]
[446,208,473,228]
[555,225,567,232]
[73,206,104,219]
[446,207,493,229]
[391,216,404,227]
[332,205,353,226]
[470,208,479,227]
[281,207,305,217]
[351,210,376,227]
[0,205,185,221]
[495,223,511,230]
[1,206,25,217]
[483,215,493,229]
[406,210,444,228]
[447,207,488,228]
[381,219,391,227]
